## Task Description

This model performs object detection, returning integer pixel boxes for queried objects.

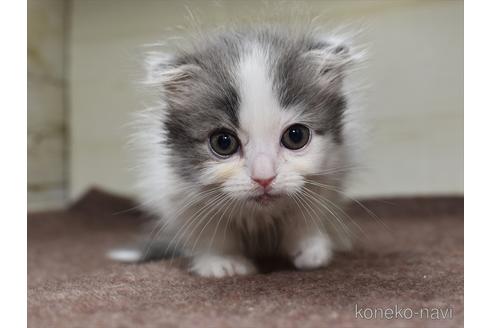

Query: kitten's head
[146,28,358,208]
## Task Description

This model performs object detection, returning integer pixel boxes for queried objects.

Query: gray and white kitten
[111,26,362,278]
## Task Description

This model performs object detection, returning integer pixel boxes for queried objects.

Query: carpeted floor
[28,189,463,328]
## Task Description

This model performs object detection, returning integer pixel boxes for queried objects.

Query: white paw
[190,254,257,278]
[292,236,333,270]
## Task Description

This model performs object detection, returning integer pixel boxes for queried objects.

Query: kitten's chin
[252,194,278,205]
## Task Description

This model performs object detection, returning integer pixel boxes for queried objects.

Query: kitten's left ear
[304,37,361,81]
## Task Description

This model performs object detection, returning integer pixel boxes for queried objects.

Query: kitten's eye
[281,124,311,150]
[209,130,239,157]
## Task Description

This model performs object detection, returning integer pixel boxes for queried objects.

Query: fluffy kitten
[111,26,362,278]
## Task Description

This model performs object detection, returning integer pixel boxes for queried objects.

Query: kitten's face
[159,31,351,207]
[201,109,340,206]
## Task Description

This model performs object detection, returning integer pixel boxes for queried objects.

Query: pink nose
[252,176,275,188]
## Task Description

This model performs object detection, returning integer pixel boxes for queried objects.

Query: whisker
[303,179,390,233]
[207,195,239,252]
[163,191,226,260]
[307,164,366,177]
[142,186,223,259]
[287,193,309,228]
[188,194,232,255]
[297,187,351,239]
[222,198,245,246]
[301,186,365,239]
[291,191,325,237]
[174,193,229,252]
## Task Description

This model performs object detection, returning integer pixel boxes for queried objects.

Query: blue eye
[209,130,239,157]
[281,124,310,150]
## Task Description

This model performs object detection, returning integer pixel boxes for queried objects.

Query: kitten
[110,26,362,278]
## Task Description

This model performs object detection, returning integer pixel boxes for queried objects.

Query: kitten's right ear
[144,52,200,95]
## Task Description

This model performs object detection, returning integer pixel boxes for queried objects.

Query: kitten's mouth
[251,193,280,205]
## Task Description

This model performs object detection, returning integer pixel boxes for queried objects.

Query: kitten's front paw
[292,236,333,270]
[190,254,257,278]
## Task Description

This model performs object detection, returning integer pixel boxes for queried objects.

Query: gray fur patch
[161,34,242,182]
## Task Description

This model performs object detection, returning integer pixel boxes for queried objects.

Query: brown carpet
[28,189,463,328]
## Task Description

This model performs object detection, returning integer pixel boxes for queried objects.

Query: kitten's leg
[186,225,256,278]
[281,223,334,270]
[190,253,257,278]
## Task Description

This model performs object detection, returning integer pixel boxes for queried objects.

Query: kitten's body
[114,26,361,278]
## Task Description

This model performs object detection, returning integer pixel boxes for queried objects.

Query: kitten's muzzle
[252,176,275,188]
